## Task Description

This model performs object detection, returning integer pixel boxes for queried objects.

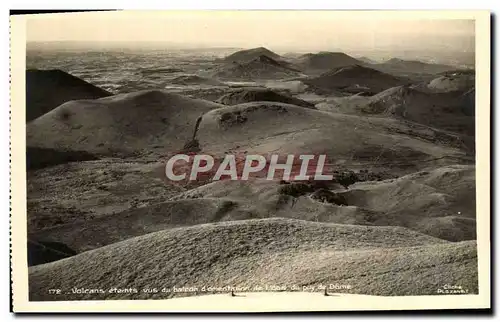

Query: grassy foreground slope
[29,218,477,301]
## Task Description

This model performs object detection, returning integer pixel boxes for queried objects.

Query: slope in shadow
[26,90,224,156]
[362,85,475,136]
[28,239,77,266]
[27,146,98,170]
[304,64,410,95]
[26,69,112,122]
[295,52,364,74]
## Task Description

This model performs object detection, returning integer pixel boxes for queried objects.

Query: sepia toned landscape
[23,12,478,301]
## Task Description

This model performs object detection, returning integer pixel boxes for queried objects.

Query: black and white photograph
[9,10,491,312]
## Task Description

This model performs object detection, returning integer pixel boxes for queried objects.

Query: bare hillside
[304,65,410,95]
[223,47,283,63]
[29,218,478,301]
[26,90,224,155]
[295,52,363,74]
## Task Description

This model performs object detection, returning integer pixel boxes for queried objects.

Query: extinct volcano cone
[213,55,302,80]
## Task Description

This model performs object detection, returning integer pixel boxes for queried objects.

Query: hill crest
[224,47,282,63]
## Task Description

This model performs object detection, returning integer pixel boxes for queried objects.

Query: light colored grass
[29,218,478,301]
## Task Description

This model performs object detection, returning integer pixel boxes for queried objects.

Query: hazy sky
[26,11,475,51]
